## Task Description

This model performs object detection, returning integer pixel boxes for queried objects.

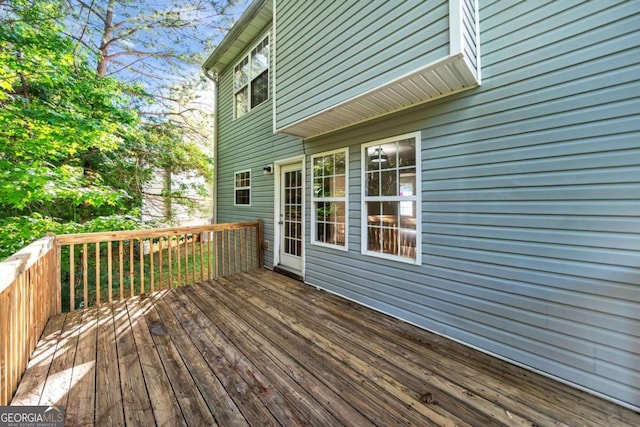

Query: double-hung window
[311,149,348,249]
[234,170,251,206]
[233,35,269,118]
[362,133,421,263]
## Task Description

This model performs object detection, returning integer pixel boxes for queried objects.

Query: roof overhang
[276,53,480,139]
[202,0,273,75]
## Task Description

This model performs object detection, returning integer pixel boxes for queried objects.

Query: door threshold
[274,265,304,282]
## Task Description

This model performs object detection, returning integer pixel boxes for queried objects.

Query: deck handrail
[0,235,60,406]
[0,219,264,405]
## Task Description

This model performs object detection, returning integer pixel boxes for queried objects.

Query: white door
[278,163,303,271]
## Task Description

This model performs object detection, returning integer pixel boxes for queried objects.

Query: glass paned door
[279,163,303,271]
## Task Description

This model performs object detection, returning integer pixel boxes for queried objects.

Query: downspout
[203,68,219,224]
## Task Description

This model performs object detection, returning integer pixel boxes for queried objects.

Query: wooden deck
[12,269,640,426]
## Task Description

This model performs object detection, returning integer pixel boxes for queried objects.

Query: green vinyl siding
[274,0,450,129]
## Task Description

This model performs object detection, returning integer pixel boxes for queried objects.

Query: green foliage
[0,0,212,260]
[0,213,147,260]
[1,0,138,218]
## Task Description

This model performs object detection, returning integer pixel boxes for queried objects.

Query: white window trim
[310,148,349,251]
[234,169,251,206]
[233,33,270,120]
[360,132,422,265]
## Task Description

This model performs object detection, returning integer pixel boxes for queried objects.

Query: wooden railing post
[257,219,264,269]
[46,233,62,316]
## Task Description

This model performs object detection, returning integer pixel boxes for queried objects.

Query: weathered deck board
[94,304,124,426]
[12,269,640,426]
[125,297,185,427]
[65,307,97,426]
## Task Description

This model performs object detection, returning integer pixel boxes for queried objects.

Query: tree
[64,0,238,222]
[0,0,238,259]
[0,0,144,258]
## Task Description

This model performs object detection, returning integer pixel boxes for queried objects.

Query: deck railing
[0,236,60,406]
[0,220,263,405]
[56,220,264,311]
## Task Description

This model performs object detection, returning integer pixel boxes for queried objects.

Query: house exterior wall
[215,27,302,268]
[211,0,640,410]
[274,0,450,130]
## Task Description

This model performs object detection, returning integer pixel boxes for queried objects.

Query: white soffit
[279,54,480,139]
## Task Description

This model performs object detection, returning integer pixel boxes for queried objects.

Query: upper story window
[361,133,421,264]
[234,35,269,118]
[311,149,348,250]
[234,170,251,206]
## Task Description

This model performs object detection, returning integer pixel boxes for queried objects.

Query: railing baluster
[95,242,100,305]
[199,233,204,282]
[192,233,196,283]
[192,233,197,283]
[190,233,194,283]
[211,231,215,279]
[150,238,155,293]
[227,229,231,275]
[208,232,213,280]
[158,237,163,291]
[177,236,182,287]
[119,241,124,300]
[129,239,134,297]
[69,244,75,311]
[168,237,173,288]
[49,221,262,309]
[186,234,190,284]
[233,229,237,274]
[139,238,144,295]
[252,226,256,269]
[258,220,264,268]
[214,231,219,279]
[83,243,88,309]
[244,227,248,272]
[183,235,188,285]
[107,241,113,303]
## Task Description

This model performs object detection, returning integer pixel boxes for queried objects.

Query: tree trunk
[96,0,115,76]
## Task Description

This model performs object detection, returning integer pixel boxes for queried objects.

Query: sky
[65,0,252,114]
